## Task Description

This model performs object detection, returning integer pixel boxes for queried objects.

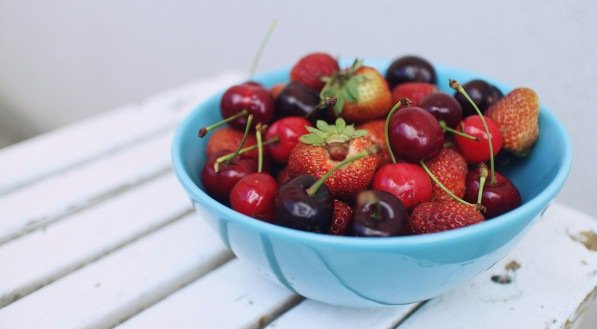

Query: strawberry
[409,201,484,234]
[321,60,393,123]
[485,88,540,156]
[206,127,258,159]
[290,53,340,91]
[329,199,353,235]
[287,118,379,200]
[391,82,438,105]
[356,120,391,167]
[423,147,468,202]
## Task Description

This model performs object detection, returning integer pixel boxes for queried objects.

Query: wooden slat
[118,259,300,329]
[0,130,173,245]
[0,214,233,329]
[0,73,242,195]
[396,203,597,329]
[0,173,190,307]
[265,300,420,329]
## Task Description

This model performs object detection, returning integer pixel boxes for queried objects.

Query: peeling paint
[569,230,597,251]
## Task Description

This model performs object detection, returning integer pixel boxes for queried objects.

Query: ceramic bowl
[171,60,572,307]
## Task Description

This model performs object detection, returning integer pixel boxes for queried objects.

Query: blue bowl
[171,60,572,307]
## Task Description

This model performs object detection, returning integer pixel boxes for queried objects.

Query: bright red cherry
[371,162,432,208]
[464,168,521,219]
[265,117,312,163]
[388,106,444,162]
[220,83,275,130]
[201,151,257,203]
[454,115,502,164]
[230,173,278,222]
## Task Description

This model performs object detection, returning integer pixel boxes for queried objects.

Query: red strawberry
[329,199,353,235]
[290,53,340,91]
[409,201,484,234]
[485,88,540,156]
[287,118,379,200]
[356,120,391,167]
[206,127,258,159]
[423,147,468,202]
[391,82,438,105]
[321,61,393,123]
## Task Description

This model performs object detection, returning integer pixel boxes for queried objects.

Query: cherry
[388,106,444,162]
[419,92,463,129]
[275,81,335,123]
[371,162,432,208]
[454,115,502,164]
[385,55,437,89]
[351,190,409,237]
[464,167,521,219]
[265,116,312,163]
[275,174,333,233]
[230,173,278,222]
[201,151,257,203]
[220,83,275,130]
[453,79,503,117]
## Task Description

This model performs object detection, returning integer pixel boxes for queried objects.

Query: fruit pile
[198,53,540,237]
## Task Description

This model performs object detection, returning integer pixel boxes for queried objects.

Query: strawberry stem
[198,109,248,137]
[450,79,496,184]
[384,98,413,163]
[249,20,277,80]
[420,160,479,209]
[306,145,380,197]
[477,163,489,205]
[439,120,479,141]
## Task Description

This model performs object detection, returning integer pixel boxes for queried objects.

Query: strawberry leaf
[299,133,325,145]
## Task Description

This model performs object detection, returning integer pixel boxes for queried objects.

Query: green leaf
[335,118,346,132]
[306,126,328,139]
[333,97,345,116]
[316,120,331,132]
[354,129,368,137]
[299,133,325,145]
[343,125,355,136]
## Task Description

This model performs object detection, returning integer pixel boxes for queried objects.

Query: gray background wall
[1,0,596,220]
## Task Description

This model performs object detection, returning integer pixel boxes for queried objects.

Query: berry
[409,201,484,234]
[371,162,432,208]
[220,83,275,130]
[388,106,444,162]
[357,120,391,167]
[453,79,503,117]
[287,119,379,200]
[206,127,257,159]
[230,173,278,222]
[265,116,312,163]
[386,55,437,88]
[391,82,438,105]
[321,62,392,123]
[419,92,463,128]
[424,147,468,202]
[485,88,540,156]
[454,115,503,164]
[464,167,522,219]
[351,190,409,237]
[275,81,321,118]
[290,52,340,91]
[201,151,257,203]
[329,199,353,235]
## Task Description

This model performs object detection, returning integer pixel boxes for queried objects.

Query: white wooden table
[0,74,596,329]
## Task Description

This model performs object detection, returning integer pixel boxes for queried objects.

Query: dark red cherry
[201,151,257,203]
[454,79,503,117]
[388,106,444,162]
[220,83,275,130]
[464,168,521,219]
[419,92,463,128]
[274,175,333,233]
[230,172,278,222]
[351,190,409,237]
[265,116,312,163]
[385,55,437,89]
[275,81,334,123]
[454,115,502,164]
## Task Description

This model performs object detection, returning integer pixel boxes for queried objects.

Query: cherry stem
[420,160,480,210]
[439,121,478,141]
[198,109,248,137]
[477,163,489,205]
[384,98,413,163]
[214,136,279,171]
[449,79,496,184]
[255,123,266,173]
[304,97,337,119]
[214,115,253,172]
[306,145,380,197]
[249,20,277,80]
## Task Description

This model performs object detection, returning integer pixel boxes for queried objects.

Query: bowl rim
[171,63,573,250]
